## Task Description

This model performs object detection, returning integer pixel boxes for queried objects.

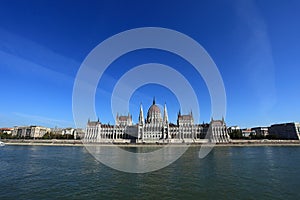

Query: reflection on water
[0,146,300,199]
[86,145,189,173]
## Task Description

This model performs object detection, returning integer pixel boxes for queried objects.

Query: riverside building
[269,122,300,140]
[85,99,230,144]
[12,126,51,138]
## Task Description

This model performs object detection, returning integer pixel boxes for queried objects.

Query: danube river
[1,145,300,199]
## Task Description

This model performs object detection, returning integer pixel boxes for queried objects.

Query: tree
[229,130,243,139]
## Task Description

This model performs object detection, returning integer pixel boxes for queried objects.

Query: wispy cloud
[12,112,74,128]
[234,0,277,115]
[0,28,81,127]
[0,28,79,85]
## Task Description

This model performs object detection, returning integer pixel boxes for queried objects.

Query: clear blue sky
[0,0,299,128]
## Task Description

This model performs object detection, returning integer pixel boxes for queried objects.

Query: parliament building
[85,99,230,143]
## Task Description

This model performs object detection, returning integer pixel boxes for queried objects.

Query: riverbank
[2,139,300,147]
[2,139,84,146]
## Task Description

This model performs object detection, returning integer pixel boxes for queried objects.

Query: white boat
[0,141,5,146]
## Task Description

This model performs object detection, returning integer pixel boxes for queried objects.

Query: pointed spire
[97,117,100,122]
[153,97,156,105]
[178,109,181,116]
[190,110,194,120]
[116,113,119,125]
[139,103,144,125]
[88,118,90,123]
[163,103,168,124]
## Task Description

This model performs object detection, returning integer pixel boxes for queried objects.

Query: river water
[0,145,299,199]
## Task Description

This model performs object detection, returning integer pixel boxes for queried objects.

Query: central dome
[148,104,161,114]
[146,98,162,123]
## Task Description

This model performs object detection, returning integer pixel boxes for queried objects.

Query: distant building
[50,127,82,139]
[269,122,300,140]
[227,126,241,134]
[241,128,256,138]
[51,127,63,135]
[85,99,230,143]
[12,126,50,138]
[61,128,76,135]
[74,128,85,139]
[0,128,13,135]
[251,127,269,137]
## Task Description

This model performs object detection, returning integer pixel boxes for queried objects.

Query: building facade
[241,128,256,138]
[251,127,269,137]
[12,126,51,138]
[85,99,230,143]
[227,126,241,134]
[269,122,300,139]
[0,128,13,135]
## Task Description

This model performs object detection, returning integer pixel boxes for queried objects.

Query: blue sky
[0,0,299,128]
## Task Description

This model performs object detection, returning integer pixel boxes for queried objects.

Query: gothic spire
[139,103,144,125]
[190,110,194,120]
[116,113,119,125]
[178,109,181,116]
[163,103,168,124]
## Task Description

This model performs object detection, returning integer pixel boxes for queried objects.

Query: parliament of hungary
[85,99,230,144]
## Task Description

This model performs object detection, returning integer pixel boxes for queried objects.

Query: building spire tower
[116,113,119,125]
[139,103,144,125]
[138,103,144,141]
[163,103,169,140]
[163,103,168,124]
